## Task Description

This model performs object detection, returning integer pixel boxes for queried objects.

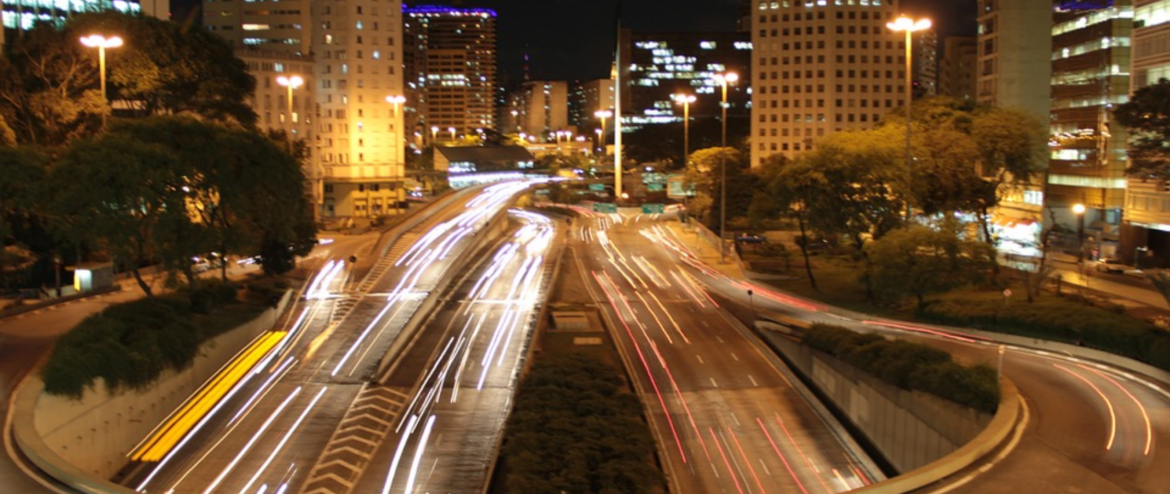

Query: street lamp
[595,109,613,152]
[276,75,304,152]
[385,95,405,116]
[80,34,123,127]
[1073,203,1087,264]
[673,93,696,168]
[430,125,439,145]
[714,72,738,262]
[511,110,520,133]
[594,128,602,154]
[887,15,932,222]
[448,126,456,141]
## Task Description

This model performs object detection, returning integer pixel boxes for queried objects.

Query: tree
[685,147,745,227]
[804,127,905,250]
[66,12,258,126]
[0,23,105,146]
[768,157,829,290]
[0,146,47,245]
[48,133,187,297]
[1115,79,1170,179]
[864,223,995,307]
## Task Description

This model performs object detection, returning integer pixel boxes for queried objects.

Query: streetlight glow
[80,34,124,127]
[716,71,737,262]
[887,15,933,222]
[595,110,613,155]
[1073,203,1086,215]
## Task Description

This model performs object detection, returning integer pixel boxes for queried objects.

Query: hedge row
[42,283,263,398]
[918,296,1170,372]
[500,352,664,494]
[804,324,1000,413]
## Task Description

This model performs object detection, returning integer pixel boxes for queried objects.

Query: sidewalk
[663,222,745,280]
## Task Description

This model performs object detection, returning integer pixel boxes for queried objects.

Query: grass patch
[42,282,268,398]
[500,352,665,494]
[805,324,1000,413]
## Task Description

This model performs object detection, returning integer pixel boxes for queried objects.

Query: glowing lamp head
[385,95,406,104]
[887,16,932,32]
[1073,204,1086,215]
[674,93,696,104]
[80,34,123,48]
[595,110,613,119]
[277,75,304,89]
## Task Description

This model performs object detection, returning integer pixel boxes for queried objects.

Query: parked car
[1095,257,1132,274]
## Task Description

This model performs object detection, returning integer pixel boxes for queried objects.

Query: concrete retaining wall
[762,332,992,473]
[13,291,291,491]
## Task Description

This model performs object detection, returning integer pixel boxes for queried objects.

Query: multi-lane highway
[570,209,884,494]
[647,215,1170,494]
[118,182,536,494]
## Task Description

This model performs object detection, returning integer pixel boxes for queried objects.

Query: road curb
[849,378,1022,494]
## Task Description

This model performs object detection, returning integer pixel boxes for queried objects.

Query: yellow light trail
[130,330,288,462]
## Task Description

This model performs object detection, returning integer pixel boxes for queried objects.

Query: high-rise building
[204,0,408,220]
[502,80,570,142]
[569,78,616,130]
[976,0,1053,255]
[1121,0,1168,260]
[619,30,752,129]
[939,36,977,100]
[749,0,904,165]
[913,30,938,97]
[1,0,165,38]
[403,5,497,143]
[1049,0,1133,259]
[239,50,317,144]
[976,0,1053,122]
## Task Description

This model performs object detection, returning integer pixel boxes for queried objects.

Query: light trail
[1081,364,1154,456]
[728,426,768,494]
[757,416,812,494]
[775,414,834,494]
[710,427,745,494]
[236,387,328,494]
[201,387,303,494]
[1054,363,1118,451]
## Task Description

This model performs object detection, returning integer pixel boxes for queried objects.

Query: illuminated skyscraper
[403,5,497,142]
[1124,0,1170,263]
[205,0,408,220]
[1,0,165,46]
[619,30,752,129]
[749,0,905,165]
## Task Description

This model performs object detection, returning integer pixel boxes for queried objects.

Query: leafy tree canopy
[1115,78,1170,180]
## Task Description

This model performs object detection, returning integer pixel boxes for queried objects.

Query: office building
[2,0,165,38]
[749,0,905,166]
[403,5,497,143]
[1121,0,1170,262]
[502,80,570,142]
[1049,0,1133,259]
[939,36,977,100]
[913,30,938,97]
[204,0,408,220]
[619,30,752,129]
[569,78,616,130]
[975,0,1053,255]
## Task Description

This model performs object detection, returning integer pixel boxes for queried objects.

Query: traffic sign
[648,183,665,192]
[642,203,665,214]
[589,183,606,192]
[593,203,618,214]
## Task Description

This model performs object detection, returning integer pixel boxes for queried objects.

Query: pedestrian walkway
[663,222,745,280]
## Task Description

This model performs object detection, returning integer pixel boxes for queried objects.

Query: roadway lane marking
[710,377,719,388]
[716,335,725,343]
[697,355,705,364]
[729,413,741,426]
[759,458,772,476]
[731,352,740,362]
[748,375,758,387]
[928,398,1031,494]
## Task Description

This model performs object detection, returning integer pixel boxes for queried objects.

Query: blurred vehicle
[1095,257,1132,274]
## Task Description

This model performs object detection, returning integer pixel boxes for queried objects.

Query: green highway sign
[589,183,606,192]
[648,183,665,192]
[642,203,665,214]
[593,203,618,214]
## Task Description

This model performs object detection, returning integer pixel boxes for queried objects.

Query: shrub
[804,324,1000,413]
[42,286,266,398]
[920,296,1170,372]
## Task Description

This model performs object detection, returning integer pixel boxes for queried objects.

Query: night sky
[460,0,979,85]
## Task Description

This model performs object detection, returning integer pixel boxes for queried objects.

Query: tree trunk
[796,213,817,290]
[978,207,1000,276]
[132,267,153,298]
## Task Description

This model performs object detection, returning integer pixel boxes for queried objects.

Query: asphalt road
[571,212,883,494]
[121,182,533,494]
[353,209,558,494]
[659,220,1170,494]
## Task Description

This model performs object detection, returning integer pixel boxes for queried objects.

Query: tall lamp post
[595,110,613,155]
[431,126,439,145]
[276,75,304,153]
[673,93,696,168]
[1073,203,1086,264]
[80,34,123,127]
[886,15,931,222]
[715,72,738,262]
[448,126,457,142]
